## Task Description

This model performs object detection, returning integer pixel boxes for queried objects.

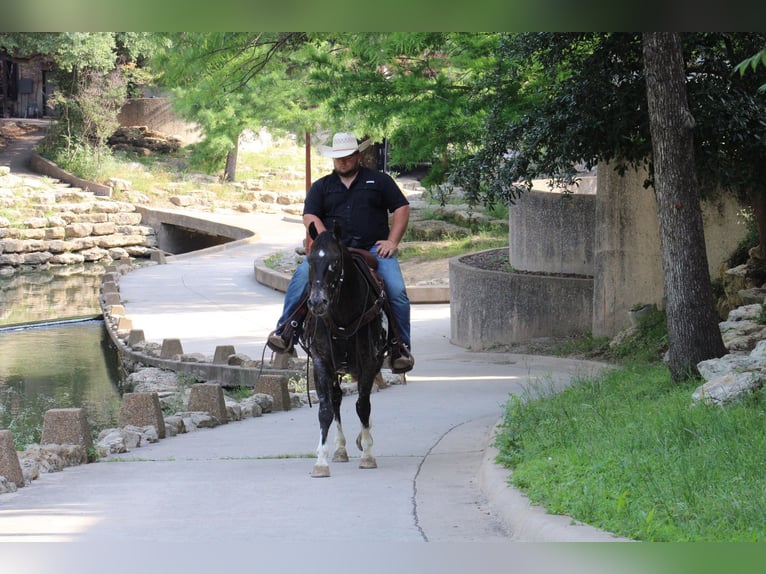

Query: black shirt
[303,166,409,250]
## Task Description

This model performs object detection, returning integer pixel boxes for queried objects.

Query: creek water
[0,265,124,447]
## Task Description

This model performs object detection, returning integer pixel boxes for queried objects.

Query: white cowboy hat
[317,132,371,158]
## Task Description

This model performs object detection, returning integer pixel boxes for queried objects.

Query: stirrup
[267,324,295,354]
[390,343,414,374]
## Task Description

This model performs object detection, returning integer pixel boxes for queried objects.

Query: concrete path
[0,124,631,571]
[0,118,53,176]
[0,207,625,547]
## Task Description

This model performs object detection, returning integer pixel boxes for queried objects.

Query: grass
[494,307,766,541]
[398,234,508,262]
[99,134,329,206]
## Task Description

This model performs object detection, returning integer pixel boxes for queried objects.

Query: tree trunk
[223,141,238,182]
[642,32,727,382]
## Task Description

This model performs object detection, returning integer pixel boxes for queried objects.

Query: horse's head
[306,221,345,318]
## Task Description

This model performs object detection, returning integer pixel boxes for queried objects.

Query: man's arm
[302,213,325,252]
[375,204,410,258]
[303,213,325,234]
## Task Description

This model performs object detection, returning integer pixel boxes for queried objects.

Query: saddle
[348,247,384,296]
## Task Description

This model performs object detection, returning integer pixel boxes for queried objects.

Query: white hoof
[311,464,331,478]
[359,456,377,469]
[332,447,349,462]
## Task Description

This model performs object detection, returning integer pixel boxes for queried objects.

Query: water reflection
[0,266,124,448]
[0,264,107,327]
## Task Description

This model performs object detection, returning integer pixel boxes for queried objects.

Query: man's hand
[375,239,398,258]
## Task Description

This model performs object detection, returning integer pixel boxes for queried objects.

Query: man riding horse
[266,132,415,374]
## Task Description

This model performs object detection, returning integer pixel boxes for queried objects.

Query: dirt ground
[0,120,39,148]
[400,256,450,286]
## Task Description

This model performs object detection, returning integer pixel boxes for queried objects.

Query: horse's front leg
[312,362,334,478]
[355,370,377,469]
[331,375,348,462]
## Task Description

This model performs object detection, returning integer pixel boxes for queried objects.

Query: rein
[318,246,385,339]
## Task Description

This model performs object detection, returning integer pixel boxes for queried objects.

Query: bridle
[308,241,384,339]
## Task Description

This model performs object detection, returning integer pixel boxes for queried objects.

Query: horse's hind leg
[331,376,348,463]
[355,372,377,469]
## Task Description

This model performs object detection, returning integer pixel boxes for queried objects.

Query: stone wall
[0,168,159,273]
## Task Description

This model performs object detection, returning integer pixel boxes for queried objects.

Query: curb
[477,421,633,542]
[253,257,451,304]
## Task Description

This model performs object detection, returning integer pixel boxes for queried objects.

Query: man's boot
[389,340,414,374]
[267,297,308,354]
[267,324,296,354]
[381,298,414,374]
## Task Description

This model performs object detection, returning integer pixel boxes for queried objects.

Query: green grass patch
[495,364,766,541]
[398,235,508,262]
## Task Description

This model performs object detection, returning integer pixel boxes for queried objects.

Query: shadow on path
[0,118,52,176]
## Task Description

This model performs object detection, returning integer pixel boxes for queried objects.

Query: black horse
[300,221,388,478]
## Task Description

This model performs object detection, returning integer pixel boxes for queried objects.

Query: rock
[125,367,182,393]
[96,428,128,455]
[692,372,764,406]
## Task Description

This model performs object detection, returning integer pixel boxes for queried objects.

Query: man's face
[333,151,361,177]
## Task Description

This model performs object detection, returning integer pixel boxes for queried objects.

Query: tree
[152,33,499,185]
[642,32,727,380]
[306,33,498,187]
[151,32,326,181]
[454,32,765,378]
[0,33,156,175]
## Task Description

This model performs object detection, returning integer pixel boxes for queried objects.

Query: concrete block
[103,292,121,306]
[101,271,118,283]
[160,338,184,359]
[213,345,236,364]
[0,430,24,487]
[40,408,92,463]
[101,281,118,294]
[271,348,296,369]
[127,329,145,346]
[256,374,291,411]
[188,383,228,423]
[117,316,133,331]
[108,304,125,317]
[119,392,166,438]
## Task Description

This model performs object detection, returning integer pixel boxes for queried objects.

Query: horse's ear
[308,221,319,240]
[332,220,342,240]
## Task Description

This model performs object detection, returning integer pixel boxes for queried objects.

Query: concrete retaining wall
[452,162,748,350]
[593,163,748,336]
[509,189,596,276]
[450,252,594,348]
[29,153,112,196]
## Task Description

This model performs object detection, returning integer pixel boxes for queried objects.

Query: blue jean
[276,245,412,350]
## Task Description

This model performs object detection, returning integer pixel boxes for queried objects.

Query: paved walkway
[0,205,625,545]
[0,122,628,570]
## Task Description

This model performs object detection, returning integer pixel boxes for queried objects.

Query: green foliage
[151,33,326,176]
[735,48,766,92]
[226,386,253,402]
[398,235,508,262]
[609,306,669,364]
[454,32,766,211]
[20,33,157,181]
[727,208,759,267]
[495,364,766,541]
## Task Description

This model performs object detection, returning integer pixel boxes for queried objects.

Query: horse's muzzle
[308,290,330,317]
